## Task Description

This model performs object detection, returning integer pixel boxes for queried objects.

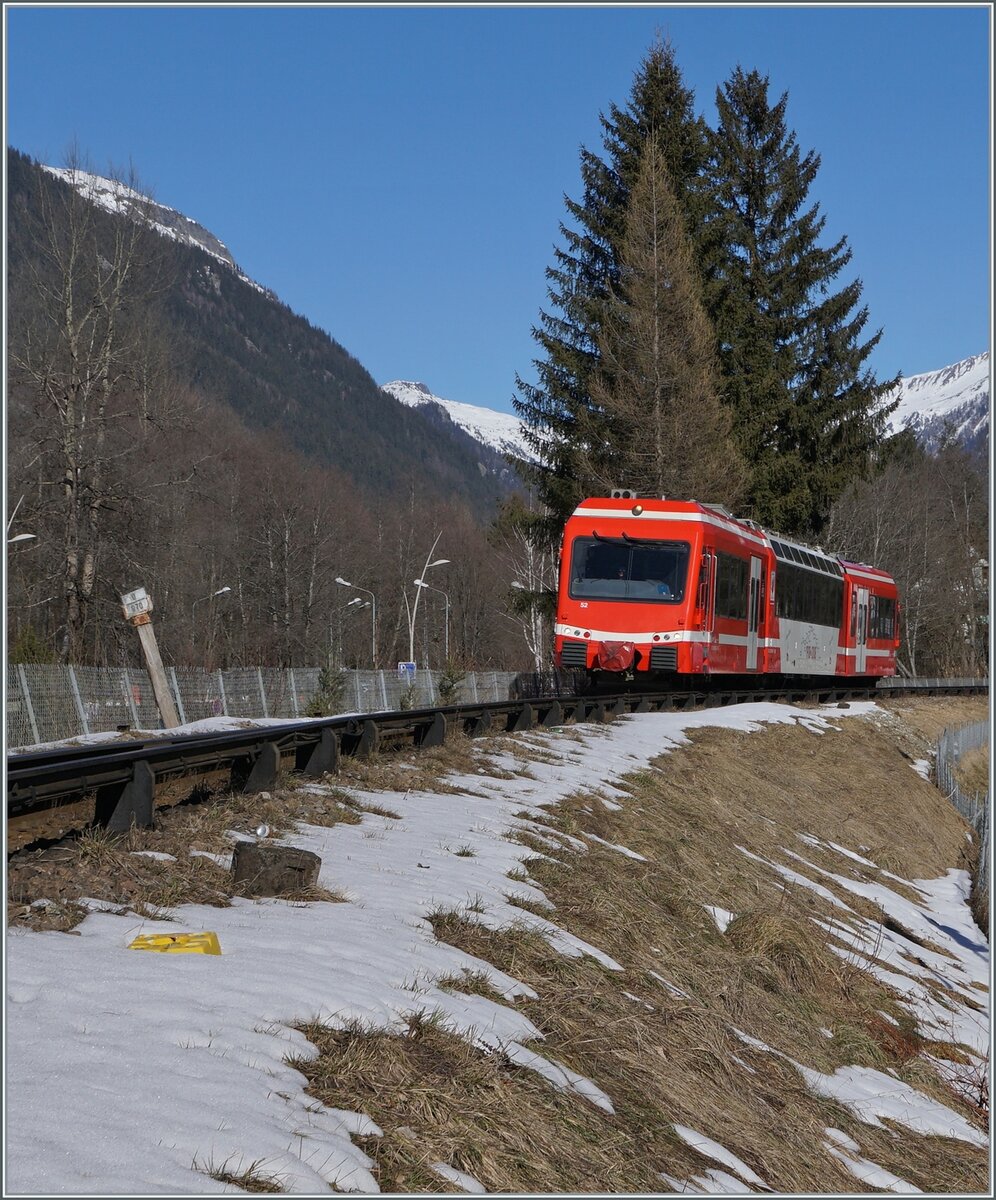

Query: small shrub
[437,660,466,705]
[305,666,348,716]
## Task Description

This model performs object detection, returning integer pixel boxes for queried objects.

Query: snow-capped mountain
[41,166,268,295]
[884,352,989,457]
[381,380,534,462]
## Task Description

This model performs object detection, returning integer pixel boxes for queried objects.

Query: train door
[746,555,763,670]
[854,587,869,673]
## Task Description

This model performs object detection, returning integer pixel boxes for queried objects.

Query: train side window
[850,596,857,638]
[715,552,748,620]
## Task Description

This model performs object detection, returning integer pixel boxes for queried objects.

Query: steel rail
[6,677,987,833]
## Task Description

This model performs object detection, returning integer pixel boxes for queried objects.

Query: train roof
[570,497,895,585]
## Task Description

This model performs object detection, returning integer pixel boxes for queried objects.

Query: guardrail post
[297,727,339,776]
[94,760,155,832]
[541,700,563,727]
[507,703,533,732]
[465,709,492,737]
[232,742,281,793]
[68,666,90,736]
[16,665,40,746]
[415,711,447,748]
[341,718,379,758]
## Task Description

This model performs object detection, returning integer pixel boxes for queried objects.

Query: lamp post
[333,596,370,665]
[335,577,377,666]
[192,585,231,618]
[414,579,450,662]
[406,534,450,665]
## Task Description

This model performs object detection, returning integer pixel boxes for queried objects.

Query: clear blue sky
[5,3,992,413]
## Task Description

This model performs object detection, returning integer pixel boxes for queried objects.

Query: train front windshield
[568,538,690,602]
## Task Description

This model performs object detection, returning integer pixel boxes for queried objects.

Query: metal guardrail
[8,676,987,840]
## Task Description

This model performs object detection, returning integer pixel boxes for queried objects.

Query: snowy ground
[4,702,988,1195]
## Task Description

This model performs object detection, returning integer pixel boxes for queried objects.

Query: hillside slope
[6,696,988,1194]
[7,149,517,513]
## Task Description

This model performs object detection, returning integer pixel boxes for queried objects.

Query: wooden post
[120,587,179,729]
[134,619,180,728]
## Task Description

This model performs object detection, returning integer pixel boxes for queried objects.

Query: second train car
[553,494,900,685]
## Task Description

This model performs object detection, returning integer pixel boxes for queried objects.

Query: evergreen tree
[702,67,899,536]
[513,39,709,548]
[582,140,746,504]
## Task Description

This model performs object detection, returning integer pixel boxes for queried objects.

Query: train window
[869,595,896,639]
[715,552,748,620]
[568,538,690,603]
[776,563,844,628]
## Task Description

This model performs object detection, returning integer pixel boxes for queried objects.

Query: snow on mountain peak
[382,380,533,461]
[41,165,267,294]
[884,351,990,455]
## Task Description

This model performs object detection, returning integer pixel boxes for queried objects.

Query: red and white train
[553,493,900,684]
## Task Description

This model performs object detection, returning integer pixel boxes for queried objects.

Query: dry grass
[286,698,989,1194]
[335,730,483,794]
[8,696,989,1192]
[956,745,990,799]
[193,1153,287,1193]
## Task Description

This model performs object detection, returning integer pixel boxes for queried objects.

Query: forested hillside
[6,148,532,671]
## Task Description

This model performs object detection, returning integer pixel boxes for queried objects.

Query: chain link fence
[935,719,990,897]
[6,664,522,750]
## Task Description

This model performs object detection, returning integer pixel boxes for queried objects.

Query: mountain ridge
[25,157,989,471]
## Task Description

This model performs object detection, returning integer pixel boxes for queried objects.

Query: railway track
[6,677,986,851]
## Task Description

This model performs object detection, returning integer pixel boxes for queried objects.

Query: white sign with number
[121,586,153,619]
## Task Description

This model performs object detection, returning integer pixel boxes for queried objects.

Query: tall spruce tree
[702,67,898,536]
[513,39,709,548]
[581,140,746,504]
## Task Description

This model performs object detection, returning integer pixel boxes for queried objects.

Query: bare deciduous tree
[9,149,176,661]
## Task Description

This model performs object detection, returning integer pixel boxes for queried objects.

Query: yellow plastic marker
[128,931,221,956]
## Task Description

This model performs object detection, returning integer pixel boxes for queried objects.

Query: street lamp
[414,578,450,661]
[7,533,36,546]
[406,535,450,664]
[192,585,231,617]
[335,577,377,665]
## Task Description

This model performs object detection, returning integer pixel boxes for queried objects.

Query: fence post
[68,666,90,736]
[353,670,362,711]
[468,671,478,702]
[257,667,269,718]
[289,668,300,717]
[217,670,229,716]
[123,668,141,728]
[380,670,388,711]
[169,667,187,726]
[16,665,40,746]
